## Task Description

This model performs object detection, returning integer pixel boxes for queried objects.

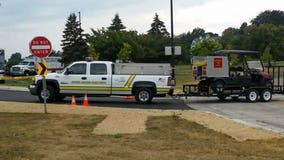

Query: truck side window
[90,64,107,75]
[68,63,86,75]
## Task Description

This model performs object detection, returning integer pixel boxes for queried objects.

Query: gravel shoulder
[0,101,283,141]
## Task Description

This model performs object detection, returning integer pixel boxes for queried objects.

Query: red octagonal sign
[29,36,52,58]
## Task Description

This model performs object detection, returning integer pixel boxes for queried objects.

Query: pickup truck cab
[29,60,174,104]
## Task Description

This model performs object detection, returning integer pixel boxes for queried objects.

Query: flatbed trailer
[183,65,284,101]
[181,50,284,102]
[266,65,284,94]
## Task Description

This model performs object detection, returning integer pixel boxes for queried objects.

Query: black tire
[260,89,272,102]
[24,71,29,76]
[212,80,224,93]
[135,88,153,104]
[246,89,259,102]
[38,85,55,102]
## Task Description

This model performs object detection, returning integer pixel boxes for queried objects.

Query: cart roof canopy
[213,50,260,55]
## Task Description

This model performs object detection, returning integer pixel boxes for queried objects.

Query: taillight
[202,66,207,75]
[167,77,175,86]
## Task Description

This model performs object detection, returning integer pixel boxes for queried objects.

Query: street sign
[38,61,48,76]
[29,36,52,58]
[165,46,182,55]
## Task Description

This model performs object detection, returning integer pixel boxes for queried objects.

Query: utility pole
[78,11,82,29]
[170,0,175,81]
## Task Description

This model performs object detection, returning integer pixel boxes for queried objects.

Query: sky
[0,0,284,60]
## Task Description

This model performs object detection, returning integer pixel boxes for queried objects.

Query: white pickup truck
[28,60,175,104]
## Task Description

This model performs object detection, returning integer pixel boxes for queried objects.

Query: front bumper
[28,84,38,95]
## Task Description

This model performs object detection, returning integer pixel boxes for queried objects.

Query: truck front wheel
[38,85,55,102]
[135,88,153,104]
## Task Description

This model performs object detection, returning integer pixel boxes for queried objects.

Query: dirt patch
[0,101,282,141]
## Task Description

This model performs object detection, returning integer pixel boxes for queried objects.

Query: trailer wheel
[212,81,224,93]
[246,89,258,102]
[38,85,55,102]
[135,88,153,104]
[260,89,272,102]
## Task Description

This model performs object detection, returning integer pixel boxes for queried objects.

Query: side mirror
[64,68,71,75]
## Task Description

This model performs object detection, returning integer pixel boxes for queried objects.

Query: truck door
[59,63,88,94]
[87,63,111,94]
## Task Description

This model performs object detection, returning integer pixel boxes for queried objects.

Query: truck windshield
[20,61,29,65]
[247,60,263,70]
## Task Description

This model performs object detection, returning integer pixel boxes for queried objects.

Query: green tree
[191,39,222,56]
[262,45,272,65]
[108,13,126,31]
[7,52,21,68]
[251,10,284,26]
[148,13,169,37]
[87,42,100,60]
[249,24,284,60]
[49,50,62,57]
[61,13,88,65]
[118,43,132,61]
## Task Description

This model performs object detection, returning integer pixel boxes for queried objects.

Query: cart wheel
[217,94,226,101]
[246,89,258,102]
[212,81,224,93]
[260,89,272,102]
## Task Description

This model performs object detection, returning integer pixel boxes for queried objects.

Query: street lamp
[170,0,175,81]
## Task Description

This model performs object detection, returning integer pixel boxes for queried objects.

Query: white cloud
[1,0,284,59]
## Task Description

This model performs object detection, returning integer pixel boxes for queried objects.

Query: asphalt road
[186,96,284,134]
[0,89,191,110]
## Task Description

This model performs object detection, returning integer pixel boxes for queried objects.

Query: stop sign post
[30,36,52,114]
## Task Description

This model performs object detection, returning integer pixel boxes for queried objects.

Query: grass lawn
[0,78,32,87]
[175,65,197,93]
[0,112,284,160]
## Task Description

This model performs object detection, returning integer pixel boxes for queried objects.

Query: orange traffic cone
[125,95,135,99]
[83,93,89,107]
[71,95,76,106]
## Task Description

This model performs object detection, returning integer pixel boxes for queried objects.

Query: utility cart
[183,50,276,102]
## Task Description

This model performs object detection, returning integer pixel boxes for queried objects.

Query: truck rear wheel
[135,88,153,104]
[38,85,55,102]
[260,89,272,102]
[246,89,258,102]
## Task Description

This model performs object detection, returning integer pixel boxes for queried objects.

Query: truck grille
[12,67,21,72]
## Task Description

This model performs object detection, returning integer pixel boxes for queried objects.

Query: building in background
[0,49,5,74]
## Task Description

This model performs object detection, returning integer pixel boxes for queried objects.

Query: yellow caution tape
[0,76,34,81]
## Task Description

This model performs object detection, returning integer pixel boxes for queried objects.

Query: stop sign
[29,36,52,58]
